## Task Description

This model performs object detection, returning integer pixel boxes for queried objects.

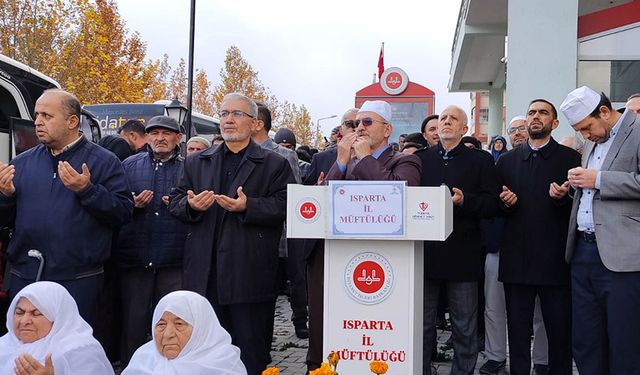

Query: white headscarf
[123,291,247,375]
[0,281,113,375]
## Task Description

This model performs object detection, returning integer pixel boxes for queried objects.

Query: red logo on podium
[296,197,321,223]
[344,252,394,305]
[419,202,429,211]
[299,201,317,220]
[353,261,385,294]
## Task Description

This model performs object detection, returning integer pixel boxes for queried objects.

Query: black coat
[169,141,295,304]
[497,139,581,285]
[416,142,500,281]
[303,147,337,186]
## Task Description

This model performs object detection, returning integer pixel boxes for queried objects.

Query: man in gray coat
[561,86,640,375]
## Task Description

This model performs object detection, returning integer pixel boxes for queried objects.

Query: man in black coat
[497,99,580,375]
[416,105,500,375]
[169,93,295,375]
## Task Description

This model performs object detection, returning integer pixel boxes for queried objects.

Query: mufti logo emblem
[419,202,429,211]
[345,252,394,305]
[296,198,320,223]
[357,269,381,285]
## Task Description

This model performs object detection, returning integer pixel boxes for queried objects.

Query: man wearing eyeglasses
[325,100,421,185]
[416,105,500,375]
[506,115,528,148]
[169,93,295,375]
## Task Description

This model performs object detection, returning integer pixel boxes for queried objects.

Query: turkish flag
[377,43,384,80]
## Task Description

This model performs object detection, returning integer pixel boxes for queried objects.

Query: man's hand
[133,190,154,208]
[500,185,517,206]
[58,161,91,193]
[316,171,326,186]
[162,195,170,206]
[215,186,247,213]
[549,181,570,199]
[451,187,464,206]
[568,167,598,189]
[187,189,216,211]
[14,353,54,375]
[0,162,16,197]
[352,137,371,160]
[336,132,357,165]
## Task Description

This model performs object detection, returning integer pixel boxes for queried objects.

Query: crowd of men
[0,87,639,375]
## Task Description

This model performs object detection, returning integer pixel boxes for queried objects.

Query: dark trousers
[424,280,478,375]
[264,238,309,361]
[503,283,572,375]
[213,300,272,375]
[572,236,640,375]
[10,273,103,328]
[119,266,182,367]
[305,240,324,372]
[287,238,308,327]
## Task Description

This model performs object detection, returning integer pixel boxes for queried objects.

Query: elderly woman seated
[0,281,113,375]
[123,290,247,374]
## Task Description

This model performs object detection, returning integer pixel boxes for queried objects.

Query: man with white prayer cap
[506,115,528,147]
[325,100,421,184]
[0,281,113,375]
[561,86,640,375]
[123,290,246,375]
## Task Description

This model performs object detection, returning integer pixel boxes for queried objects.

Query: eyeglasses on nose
[507,125,527,135]
[354,117,387,127]
[217,110,254,119]
[342,120,357,129]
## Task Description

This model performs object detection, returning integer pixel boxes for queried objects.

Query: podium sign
[329,181,405,238]
[287,184,452,374]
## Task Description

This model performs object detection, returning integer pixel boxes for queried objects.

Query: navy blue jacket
[117,148,187,268]
[0,137,133,280]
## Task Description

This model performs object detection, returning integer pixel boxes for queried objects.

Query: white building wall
[505,0,579,141]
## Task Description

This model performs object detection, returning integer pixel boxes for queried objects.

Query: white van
[0,54,101,163]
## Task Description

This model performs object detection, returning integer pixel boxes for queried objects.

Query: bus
[84,102,220,140]
[0,54,101,163]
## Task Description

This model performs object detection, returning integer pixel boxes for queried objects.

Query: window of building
[578,60,640,102]
[480,108,489,123]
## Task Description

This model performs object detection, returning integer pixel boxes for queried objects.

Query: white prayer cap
[358,100,392,123]
[560,86,601,126]
[509,115,526,125]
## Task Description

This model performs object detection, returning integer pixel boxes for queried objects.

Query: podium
[288,182,453,374]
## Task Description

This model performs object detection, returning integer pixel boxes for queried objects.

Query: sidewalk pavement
[269,295,580,374]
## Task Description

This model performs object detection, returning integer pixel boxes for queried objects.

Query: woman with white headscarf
[0,281,113,375]
[123,290,247,375]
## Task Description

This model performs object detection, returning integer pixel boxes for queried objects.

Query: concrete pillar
[488,88,503,141]
[506,0,578,141]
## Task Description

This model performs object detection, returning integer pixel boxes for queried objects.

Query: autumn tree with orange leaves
[214,45,321,146]
[1,1,319,145]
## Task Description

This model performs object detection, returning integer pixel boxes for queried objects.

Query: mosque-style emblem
[344,252,394,305]
[380,67,409,96]
[296,198,320,222]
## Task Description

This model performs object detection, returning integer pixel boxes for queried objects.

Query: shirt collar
[50,134,83,156]
[521,137,557,160]
[371,144,390,159]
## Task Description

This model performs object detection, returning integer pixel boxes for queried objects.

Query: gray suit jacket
[260,138,301,183]
[566,110,640,271]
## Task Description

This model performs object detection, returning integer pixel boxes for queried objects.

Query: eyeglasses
[218,110,254,119]
[507,125,527,135]
[342,120,357,129]
[354,118,388,127]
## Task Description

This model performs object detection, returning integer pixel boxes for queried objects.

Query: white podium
[288,182,453,374]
